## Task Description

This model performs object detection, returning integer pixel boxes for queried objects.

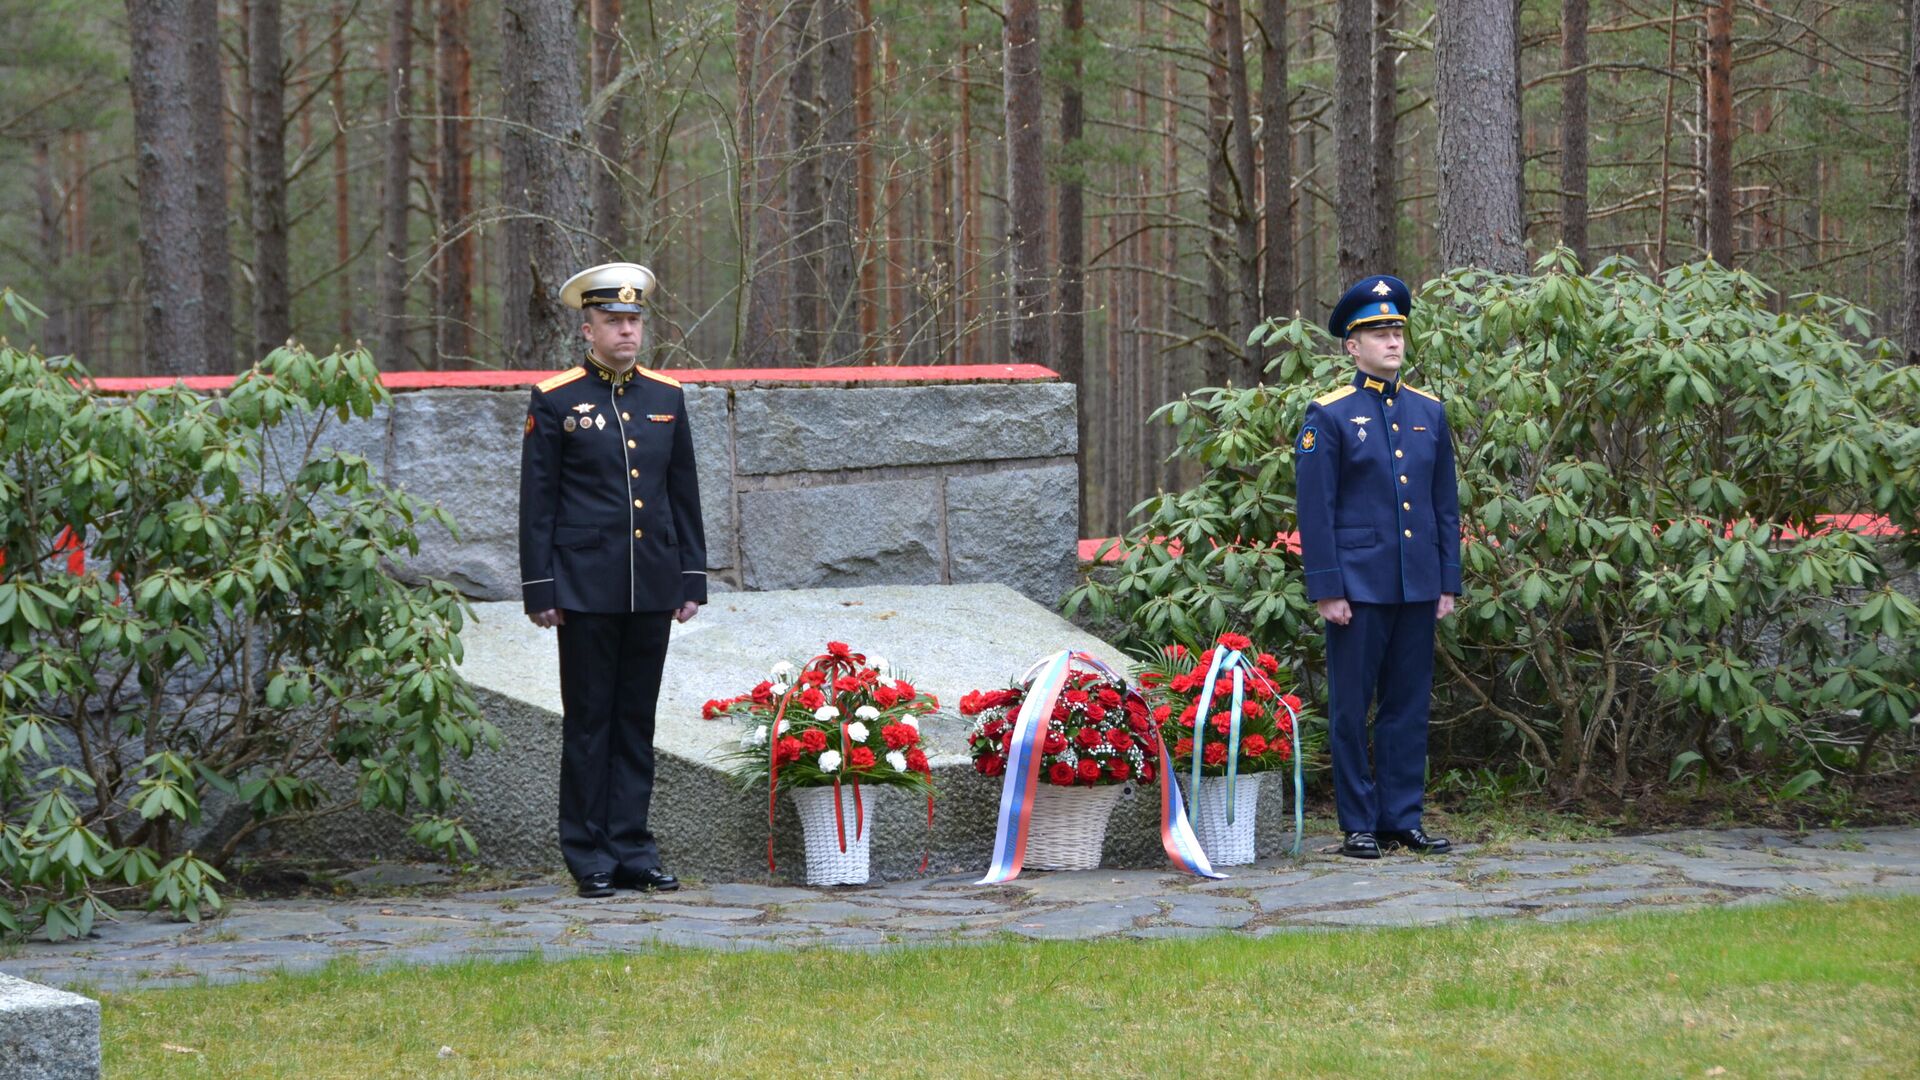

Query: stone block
[731,384,1076,475]
[256,401,392,490]
[386,388,527,600]
[945,464,1080,606]
[0,972,99,1080]
[684,386,735,571]
[738,479,941,590]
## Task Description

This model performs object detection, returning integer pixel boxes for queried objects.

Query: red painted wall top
[86,364,1062,394]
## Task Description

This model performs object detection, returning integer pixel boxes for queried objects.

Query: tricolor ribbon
[977,651,1223,883]
[1185,648,1304,856]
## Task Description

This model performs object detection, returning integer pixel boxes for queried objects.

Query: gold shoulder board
[1403,384,1441,402]
[636,367,682,388]
[1314,384,1358,407]
[537,367,587,393]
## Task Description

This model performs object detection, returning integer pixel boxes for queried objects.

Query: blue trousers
[1324,601,1436,833]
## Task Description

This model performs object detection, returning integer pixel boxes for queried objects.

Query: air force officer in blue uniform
[1294,275,1459,859]
[519,262,707,897]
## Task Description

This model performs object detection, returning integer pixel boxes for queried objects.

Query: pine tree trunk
[1560,0,1589,267]
[1260,0,1293,327]
[1004,0,1047,365]
[1334,0,1375,283]
[379,0,415,368]
[1059,0,1087,523]
[1222,0,1261,382]
[1296,3,1318,311]
[956,0,976,364]
[819,0,860,362]
[855,0,878,345]
[187,0,233,371]
[1204,1,1231,386]
[1904,0,1920,362]
[128,0,215,376]
[788,0,823,363]
[33,141,71,359]
[249,0,291,359]
[500,0,590,366]
[1704,0,1734,264]
[436,0,474,366]
[1435,0,1525,273]
[1372,0,1399,272]
[737,0,785,366]
[331,1,352,343]
[589,0,625,258]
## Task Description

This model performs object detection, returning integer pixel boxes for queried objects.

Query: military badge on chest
[1349,416,1370,443]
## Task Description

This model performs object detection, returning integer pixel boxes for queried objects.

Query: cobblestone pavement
[6,827,1917,993]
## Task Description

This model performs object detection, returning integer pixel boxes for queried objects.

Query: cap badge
[617,283,638,304]
[1372,280,1392,295]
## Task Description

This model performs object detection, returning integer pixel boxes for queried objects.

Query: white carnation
[846,721,870,743]
[854,705,880,721]
[770,682,790,697]
[744,725,768,748]
[866,655,889,675]
[771,661,796,679]
[902,715,920,730]
[818,749,842,772]
[813,705,841,723]
[886,750,908,772]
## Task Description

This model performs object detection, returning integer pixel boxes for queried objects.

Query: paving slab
[1004,899,1161,940]
[6,827,1915,991]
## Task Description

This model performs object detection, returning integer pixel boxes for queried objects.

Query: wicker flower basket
[1022,784,1125,871]
[1182,772,1263,867]
[791,785,871,886]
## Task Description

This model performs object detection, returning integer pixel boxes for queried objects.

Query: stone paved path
[7,827,1917,992]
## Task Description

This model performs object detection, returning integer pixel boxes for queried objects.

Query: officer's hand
[1437,593,1456,620]
[528,609,566,629]
[674,601,701,624]
[1316,598,1353,626]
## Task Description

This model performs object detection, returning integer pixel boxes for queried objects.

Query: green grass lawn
[100,896,1918,1078]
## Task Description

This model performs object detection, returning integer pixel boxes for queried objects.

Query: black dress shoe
[1379,827,1451,854]
[576,871,616,898]
[1339,831,1381,859]
[614,867,679,892]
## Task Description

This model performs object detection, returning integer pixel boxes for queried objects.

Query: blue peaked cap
[1328,275,1411,338]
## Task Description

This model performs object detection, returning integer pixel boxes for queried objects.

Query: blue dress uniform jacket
[1294,372,1462,605]
[519,359,708,614]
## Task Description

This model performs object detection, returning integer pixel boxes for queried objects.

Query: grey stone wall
[268,375,1079,607]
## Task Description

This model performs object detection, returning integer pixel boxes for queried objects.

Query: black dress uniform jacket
[519,358,708,613]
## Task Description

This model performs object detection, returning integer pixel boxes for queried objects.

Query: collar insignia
[1363,377,1386,392]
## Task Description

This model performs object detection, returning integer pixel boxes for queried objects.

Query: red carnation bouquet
[960,668,1160,787]
[1135,632,1312,777]
[710,641,936,792]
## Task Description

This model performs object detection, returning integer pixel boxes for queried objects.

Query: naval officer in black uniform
[1294,275,1459,859]
[519,262,707,897]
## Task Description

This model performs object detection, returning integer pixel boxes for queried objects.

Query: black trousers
[555,610,673,880]
[1323,600,1437,834]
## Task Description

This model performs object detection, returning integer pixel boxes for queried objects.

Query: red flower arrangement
[960,668,1160,787]
[710,641,936,791]
[1136,633,1309,777]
